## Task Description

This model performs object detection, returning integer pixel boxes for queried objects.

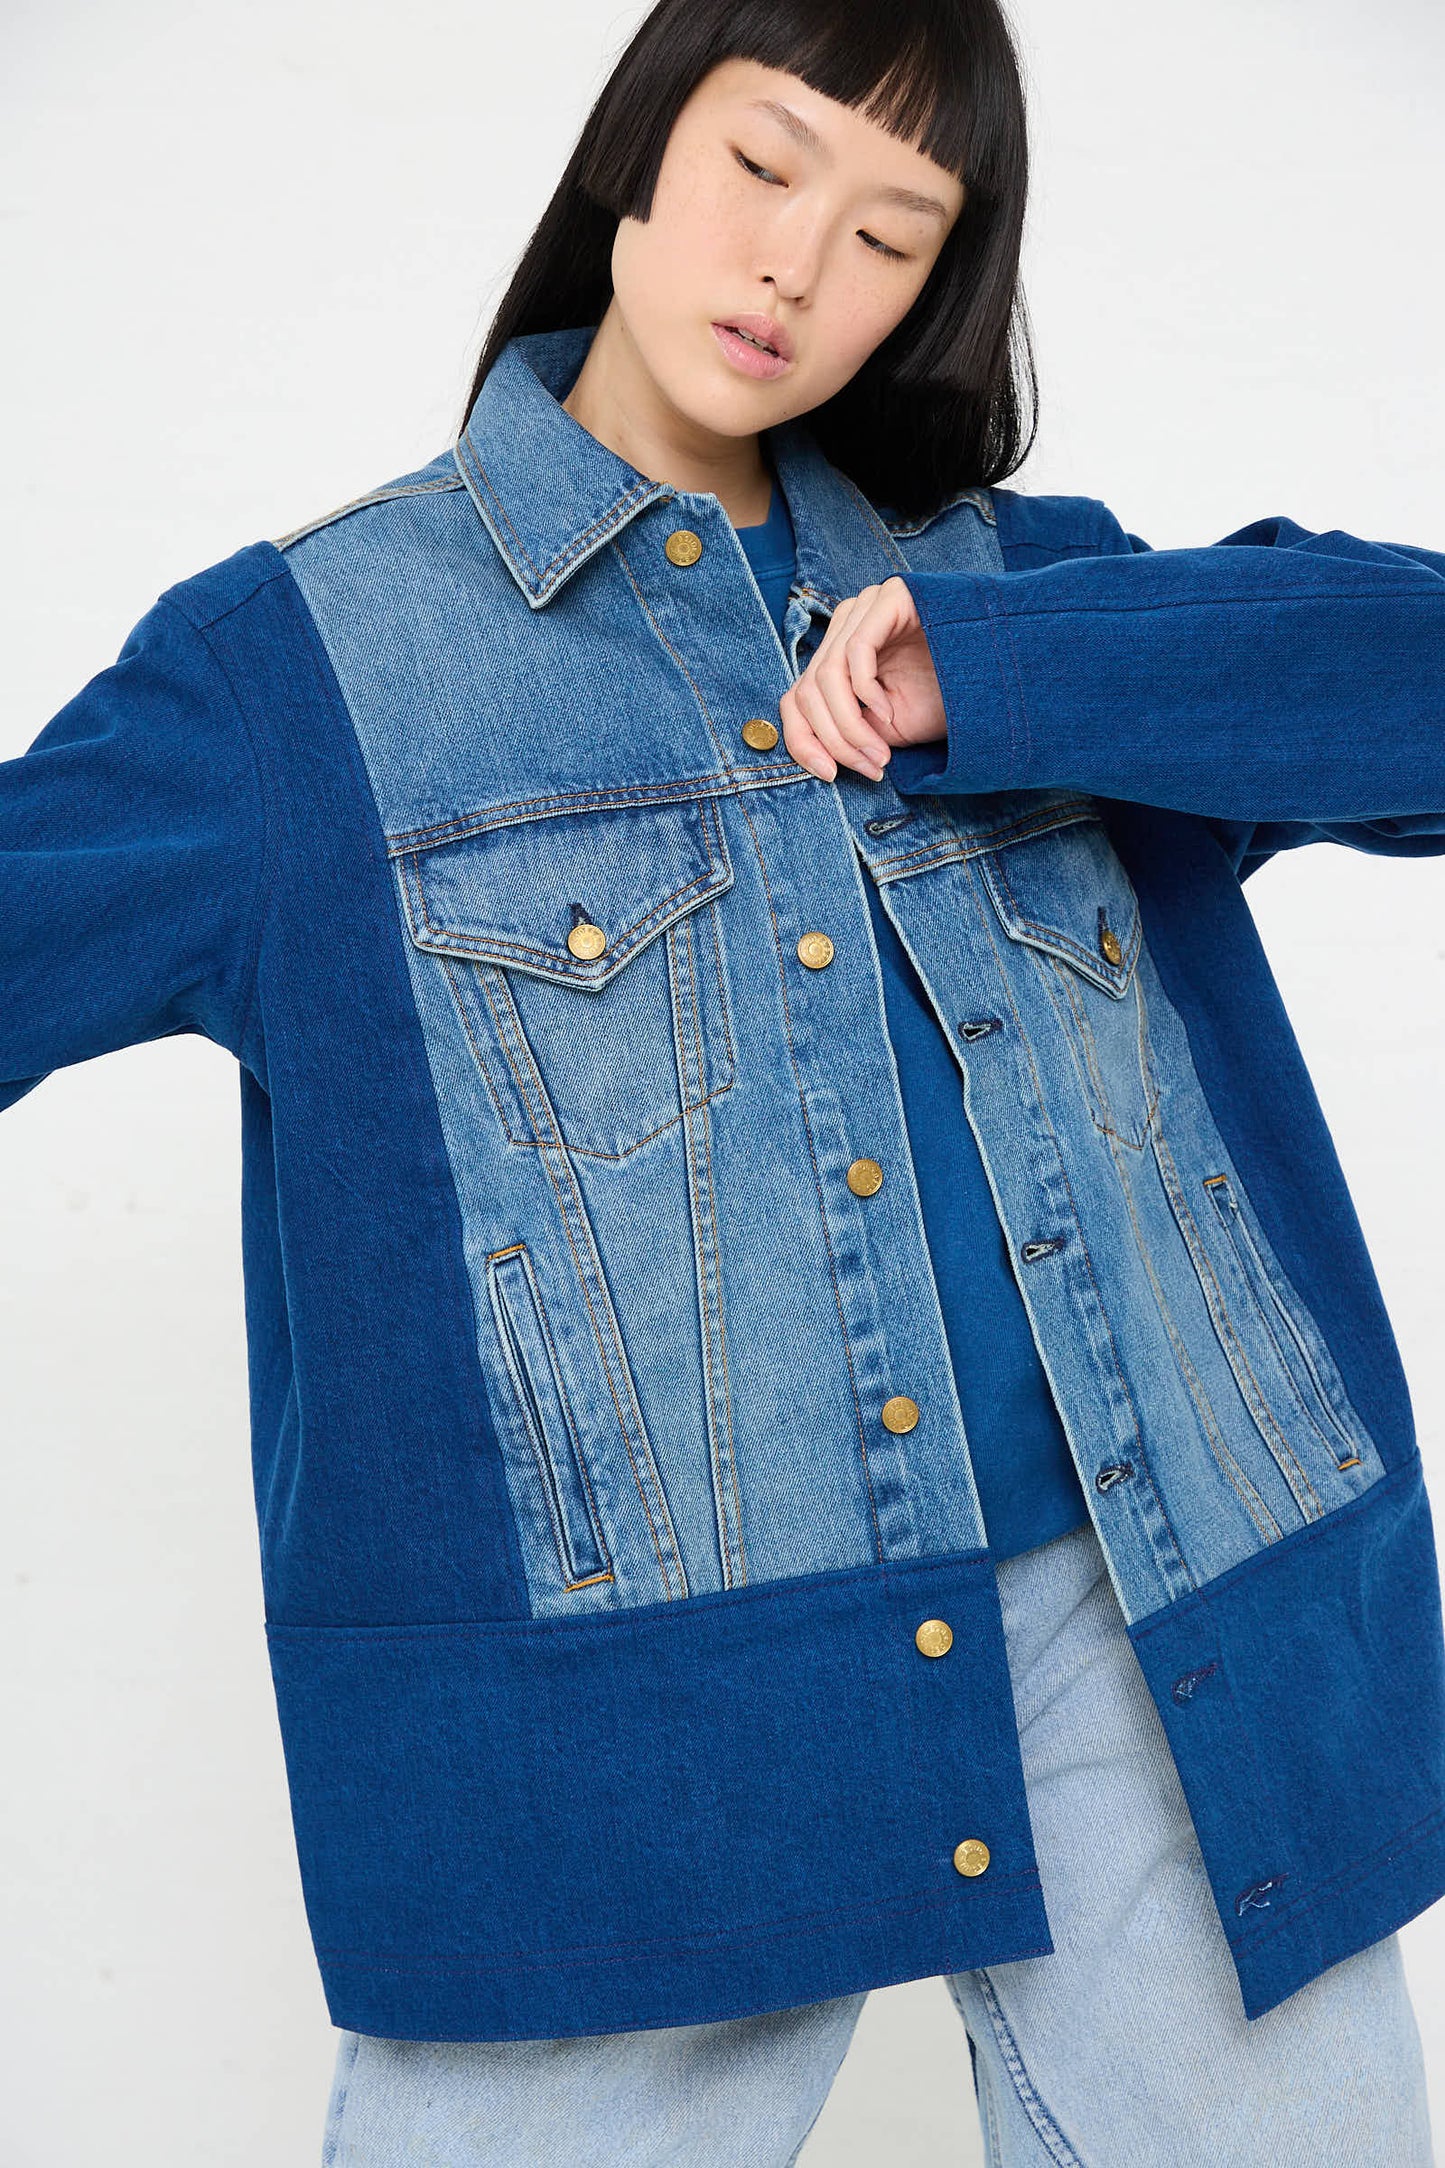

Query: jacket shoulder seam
[272,475,467,550]
[884,485,997,537]
[160,548,290,634]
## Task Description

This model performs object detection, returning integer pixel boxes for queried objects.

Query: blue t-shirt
[736,486,1088,1560]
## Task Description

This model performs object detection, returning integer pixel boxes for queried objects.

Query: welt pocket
[1202,1173,1368,1474]
[487,1243,613,1590]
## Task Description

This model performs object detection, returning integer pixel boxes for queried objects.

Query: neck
[563,303,773,526]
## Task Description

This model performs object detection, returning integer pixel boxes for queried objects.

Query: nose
[758,204,822,307]
[761,266,810,307]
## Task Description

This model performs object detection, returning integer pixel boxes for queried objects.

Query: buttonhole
[864,811,916,837]
[569,903,594,928]
[1094,1461,1135,1493]
[959,1017,1003,1042]
[1235,1873,1288,1917]
[1171,1660,1219,1704]
[1021,1237,1066,1263]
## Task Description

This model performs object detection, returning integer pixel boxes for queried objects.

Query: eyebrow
[745,98,955,224]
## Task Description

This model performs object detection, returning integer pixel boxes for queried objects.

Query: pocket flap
[398,795,733,989]
[977,814,1141,998]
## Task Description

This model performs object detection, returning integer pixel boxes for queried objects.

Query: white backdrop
[2,2,1442,2161]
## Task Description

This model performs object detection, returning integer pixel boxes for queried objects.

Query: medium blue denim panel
[1100,801,1422,1480]
[861,869,1092,1565]
[283,447,992,1613]
[1128,1453,1445,2020]
[292,535,979,1612]
[167,547,528,1626]
[265,1543,1050,2040]
[739,497,1092,1565]
[832,780,1391,1619]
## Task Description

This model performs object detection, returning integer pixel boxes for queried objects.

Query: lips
[710,315,795,382]
[716,313,794,363]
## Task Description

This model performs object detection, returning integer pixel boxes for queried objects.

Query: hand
[779,576,945,783]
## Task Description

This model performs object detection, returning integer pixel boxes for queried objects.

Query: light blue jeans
[319,1519,1434,2166]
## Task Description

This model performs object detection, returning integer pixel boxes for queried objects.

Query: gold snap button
[1099,923,1123,967]
[847,1158,883,1197]
[665,529,703,567]
[881,1395,920,1434]
[796,931,835,969]
[566,922,608,960]
[915,1618,953,1658]
[741,717,779,751]
[953,1838,991,1877]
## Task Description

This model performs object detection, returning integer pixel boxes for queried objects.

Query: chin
[669,365,801,441]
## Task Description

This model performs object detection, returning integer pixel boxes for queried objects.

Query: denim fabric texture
[5,323,1445,2041]
[317,1522,1432,2167]
[737,492,1090,1561]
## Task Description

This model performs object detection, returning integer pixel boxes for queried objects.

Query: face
[607,57,967,438]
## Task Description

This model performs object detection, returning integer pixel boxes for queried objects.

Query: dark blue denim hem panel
[1129,1454,1445,2020]
[264,1546,1051,2041]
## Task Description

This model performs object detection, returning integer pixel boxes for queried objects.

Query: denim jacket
[5,323,1445,2041]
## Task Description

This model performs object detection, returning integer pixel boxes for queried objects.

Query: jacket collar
[452,325,906,611]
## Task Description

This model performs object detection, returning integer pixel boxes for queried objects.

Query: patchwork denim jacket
[5,323,1445,2041]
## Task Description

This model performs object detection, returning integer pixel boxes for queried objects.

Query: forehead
[685,57,967,206]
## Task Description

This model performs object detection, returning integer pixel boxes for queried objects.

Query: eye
[733,147,784,185]
[858,230,907,261]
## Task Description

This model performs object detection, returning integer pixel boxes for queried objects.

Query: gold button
[796,931,835,969]
[665,529,703,567]
[1099,923,1123,967]
[741,717,779,751]
[881,1395,920,1433]
[915,1618,953,1658]
[953,1838,991,1877]
[847,1158,883,1197]
[566,922,608,960]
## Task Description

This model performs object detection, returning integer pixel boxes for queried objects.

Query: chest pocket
[976,811,1157,1150]
[398,794,736,1159]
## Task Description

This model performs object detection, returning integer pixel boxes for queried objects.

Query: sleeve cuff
[887,571,1022,798]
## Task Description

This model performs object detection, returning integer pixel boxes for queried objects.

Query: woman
[4,0,1442,2161]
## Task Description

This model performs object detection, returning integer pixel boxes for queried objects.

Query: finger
[779,684,837,782]
[839,581,917,720]
[843,627,894,731]
[812,651,893,766]
[805,593,861,675]
[792,675,884,781]
[812,584,885,668]
[780,586,897,782]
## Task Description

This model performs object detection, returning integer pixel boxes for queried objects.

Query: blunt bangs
[467,0,1036,519]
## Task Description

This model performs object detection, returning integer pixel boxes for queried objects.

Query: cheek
[626,155,752,301]
[803,274,923,399]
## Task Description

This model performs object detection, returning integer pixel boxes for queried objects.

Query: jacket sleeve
[887,508,1445,878]
[1,595,267,1112]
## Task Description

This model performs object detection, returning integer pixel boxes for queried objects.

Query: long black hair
[465,0,1037,519]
